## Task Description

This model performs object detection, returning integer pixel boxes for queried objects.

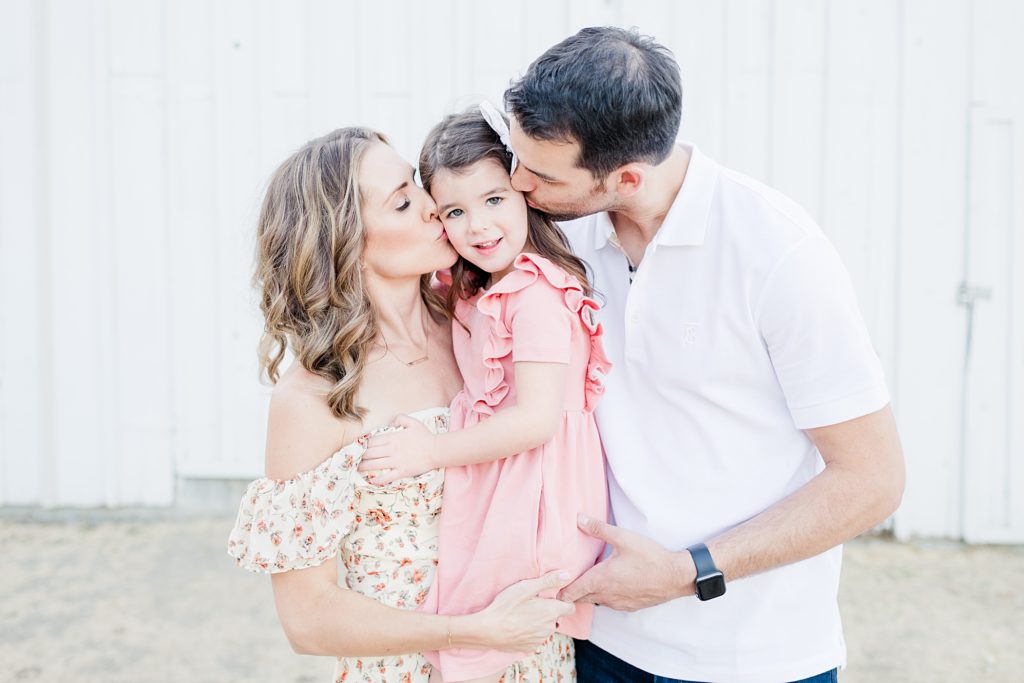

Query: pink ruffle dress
[425,253,611,681]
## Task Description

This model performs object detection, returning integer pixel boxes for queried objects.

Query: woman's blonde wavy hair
[254,127,446,420]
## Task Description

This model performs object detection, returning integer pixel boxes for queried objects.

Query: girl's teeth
[478,240,498,248]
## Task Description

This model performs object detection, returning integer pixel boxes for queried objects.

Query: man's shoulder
[691,154,836,283]
[714,164,820,240]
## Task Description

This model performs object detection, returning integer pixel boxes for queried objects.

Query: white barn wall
[893,0,972,540]
[960,0,1024,543]
[108,0,176,505]
[46,0,117,505]
[166,0,221,482]
[0,0,1022,541]
[0,0,47,505]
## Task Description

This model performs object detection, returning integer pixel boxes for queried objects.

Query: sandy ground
[1,515,1022,683]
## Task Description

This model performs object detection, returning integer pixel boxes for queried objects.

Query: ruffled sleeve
[506,273,577,364]
[473,253,612,416]
[227,446,361,573]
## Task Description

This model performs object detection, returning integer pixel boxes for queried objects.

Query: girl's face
[360,142,457,280]
[430,159,530,285]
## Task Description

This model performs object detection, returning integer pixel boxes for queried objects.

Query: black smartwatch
[687,542,726,601]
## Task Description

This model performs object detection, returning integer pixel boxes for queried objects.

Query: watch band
[687,542,726,601]
[687,542,718,578]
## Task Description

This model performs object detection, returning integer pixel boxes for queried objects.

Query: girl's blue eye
[446,208,464,219]
[486,196,503,206]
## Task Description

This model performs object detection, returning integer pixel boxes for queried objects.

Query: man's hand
[357,415,440,485]
[559,515,696,611]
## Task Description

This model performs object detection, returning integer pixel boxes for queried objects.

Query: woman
[227,127,574,683]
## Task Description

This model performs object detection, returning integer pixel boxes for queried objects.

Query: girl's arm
[359,360,567,484]
[361,275,582,483]
[272,555,573,657]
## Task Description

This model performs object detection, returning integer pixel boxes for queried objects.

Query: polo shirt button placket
[624,252,648,361]
[624,297,643,361]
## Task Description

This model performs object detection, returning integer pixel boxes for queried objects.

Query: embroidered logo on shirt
[681,323,698,346]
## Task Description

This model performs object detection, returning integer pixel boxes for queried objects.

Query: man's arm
[706,404,904,585]
[560,405,904,610]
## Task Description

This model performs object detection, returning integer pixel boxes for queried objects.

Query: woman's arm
[358,360,568,484]
[259,366,573,657]
[273,557,573,657]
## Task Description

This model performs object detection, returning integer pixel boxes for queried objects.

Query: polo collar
[595,141,716,250]
[594,211,616,250]
[657,142,715,246]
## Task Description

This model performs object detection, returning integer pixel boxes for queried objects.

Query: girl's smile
[471,237,503,254]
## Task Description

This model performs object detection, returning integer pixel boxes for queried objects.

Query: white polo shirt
[561,142,889,683]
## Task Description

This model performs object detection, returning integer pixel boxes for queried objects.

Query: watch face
[696,572,726,601]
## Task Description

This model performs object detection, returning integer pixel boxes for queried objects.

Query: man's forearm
[556,411,904,611]
[705,461,900,586]
[684,407,905,590]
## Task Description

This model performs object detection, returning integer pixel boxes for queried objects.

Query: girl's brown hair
[418,107,592,317]
[254,127,446,420]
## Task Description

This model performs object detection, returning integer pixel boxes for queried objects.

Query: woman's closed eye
[396,196,411,212]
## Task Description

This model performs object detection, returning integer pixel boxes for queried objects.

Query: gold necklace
[381,334,429,367]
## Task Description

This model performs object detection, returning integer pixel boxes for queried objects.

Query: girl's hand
[455,570,576,653]
[358,415,440,484]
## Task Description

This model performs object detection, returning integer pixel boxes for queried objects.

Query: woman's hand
[358,415,441,484]
[454,570,576,653]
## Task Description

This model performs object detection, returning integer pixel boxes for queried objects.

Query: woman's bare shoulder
[263,364,362,480]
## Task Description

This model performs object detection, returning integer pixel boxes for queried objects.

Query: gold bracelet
[446,616,453,648]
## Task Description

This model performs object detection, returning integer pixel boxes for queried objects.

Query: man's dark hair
[505,26,682,179]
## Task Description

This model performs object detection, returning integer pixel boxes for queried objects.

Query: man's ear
[611,164,645,197]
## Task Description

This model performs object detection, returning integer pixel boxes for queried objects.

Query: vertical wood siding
[0,0,1021,541]
[959,0,1024,543]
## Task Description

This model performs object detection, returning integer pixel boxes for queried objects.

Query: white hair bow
[479,101,518,176]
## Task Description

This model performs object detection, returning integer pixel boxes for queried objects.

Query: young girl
[358,104,611,682]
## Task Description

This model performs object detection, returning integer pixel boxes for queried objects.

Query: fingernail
[558,571,570,581]
[578,514,590,526]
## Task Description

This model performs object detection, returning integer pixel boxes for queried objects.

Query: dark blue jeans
[575,639,839,683]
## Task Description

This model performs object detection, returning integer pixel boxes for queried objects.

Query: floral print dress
[228,407,575,683]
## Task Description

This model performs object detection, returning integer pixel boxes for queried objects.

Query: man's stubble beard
[533,183,617,222]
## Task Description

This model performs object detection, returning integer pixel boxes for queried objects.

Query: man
[504,27,905,683]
